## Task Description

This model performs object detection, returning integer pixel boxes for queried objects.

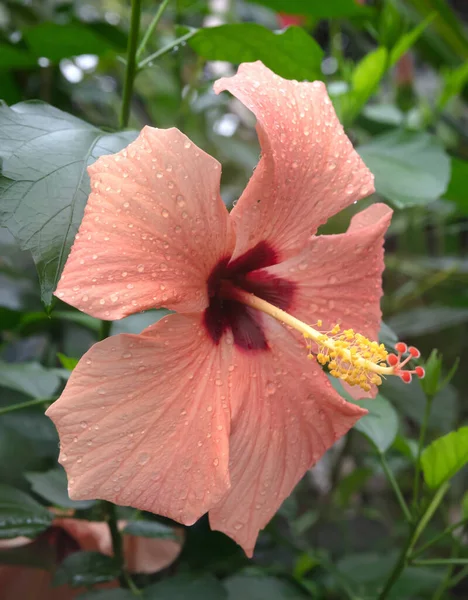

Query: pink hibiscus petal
[55,127,234,319]
[252,203,392,399]
[209,317,366,556]
[55,518,182,574]
[46,313,232,525]
[214,61,374,261]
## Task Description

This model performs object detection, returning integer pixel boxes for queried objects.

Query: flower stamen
[222,283,424,392]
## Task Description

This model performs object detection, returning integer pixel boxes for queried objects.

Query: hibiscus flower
[46,61,420,557]
[0,514,182,598]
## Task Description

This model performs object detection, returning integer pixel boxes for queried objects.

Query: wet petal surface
[55,127,234,319]
[46,313,232,525]
[214,62,375,261]
[209,317,366,556]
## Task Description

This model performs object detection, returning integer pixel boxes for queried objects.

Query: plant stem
[377,483,449,600]
[120,0,142,129]
[138,29,197,70]
[412,518,468,558]
[379,452,412,522]
[412,558,468,566]
[0,397,54,416]
[136,0,170,60]
[103,501,140,594]
[413,393,434,509]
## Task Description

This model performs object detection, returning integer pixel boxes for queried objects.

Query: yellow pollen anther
[220,283,420,392]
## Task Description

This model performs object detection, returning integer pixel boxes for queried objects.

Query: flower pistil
[222,283,425,392]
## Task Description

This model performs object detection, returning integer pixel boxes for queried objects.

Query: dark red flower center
[203,241,296,351]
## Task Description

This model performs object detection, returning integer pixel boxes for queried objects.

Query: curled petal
[209,317,365,556]
[255,203,392,398]
[46,314,232,525]
[55,127,234,319]
[214,62,374,261]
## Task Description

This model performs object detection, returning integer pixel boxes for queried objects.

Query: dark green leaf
[0,484,52,538]
[0,101,137,307]
[445,157,468,215]
[189,25,323,80]
[77,591,135,600]
[23,22,117,62]
[354,395,399,453]
[247,0,372,18]
[225,575,307,599]
[146,574,227,599]
[0,45,36,69]
[358,130,451,207]
[123,520,178,540]
[25,467,95,510]
[387,307,468,337]
[0,361,60,398]
[382,376,458,433]
[421,427,468,489]
[53,551,120,588]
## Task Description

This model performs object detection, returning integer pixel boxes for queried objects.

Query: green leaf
[146,574,227,599]
[389,14,435,67]
[57,353,79,371]
[123,520,178,540]
[76,591,135,600]
[335,552,444,599]
[225,575,307,599]
[0,45,36,69]
[387,307,468,337]
[358,130,451,208]
[354,395,399,453]
[438,62,468,110]
[23,22,119,62]
[0,361,60,398]
[0,484,52,539]
[189,25,323,80]
[53,551,120,588]
[0,101,137,307]
[25,467,95,510]
[445,157,468,215]
[421,427,468,489]
[405,0,468,60]
[246,0,373,18]
[341,47,388,123]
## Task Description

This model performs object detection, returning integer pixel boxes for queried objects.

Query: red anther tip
[387,353,398,366]
[399,371,412,383]
[415,366,425,379]
[409,346,420,358]
[395,342,407,354]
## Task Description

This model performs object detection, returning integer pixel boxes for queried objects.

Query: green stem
[136,0,170,60]
[413,394,434,509]
[103,501,140,594]
[0,397,54,416]
[120,0,142,129]
[412,518,468,558]
[138,29,197,70]
[412,559,468,566]
[377,483,449,600]
[379,452,412,523]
